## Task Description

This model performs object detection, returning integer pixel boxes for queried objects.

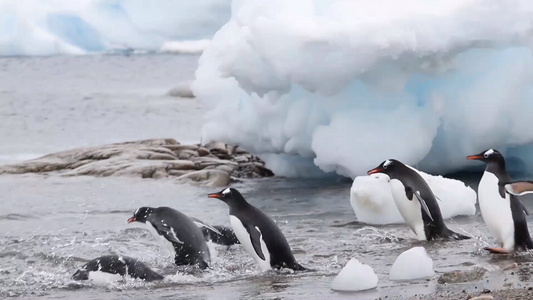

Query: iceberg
[0,0,231,56]
[350,173,476,225]
[193,0,533,178]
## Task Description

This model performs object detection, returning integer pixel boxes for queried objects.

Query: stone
[0,138,274,186]
[176,170,230,187]
[437,267,487,284]
[205,141,227,153]
[197,147,211,156]
[167,81,195,98]
[177,149,199,160]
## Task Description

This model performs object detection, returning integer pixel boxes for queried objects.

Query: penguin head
[208,188,247,206]
[367,159,400,177]
[127,207,153,223]
[466,149,504,164]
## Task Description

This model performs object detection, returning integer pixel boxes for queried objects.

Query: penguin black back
[72,255,164,282]
[128,207,211,268]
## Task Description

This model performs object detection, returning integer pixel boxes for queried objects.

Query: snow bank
[390,247,434,281]
[0,0,230,56]
[350,172,476,225]
[331,258,378,292]
[193,0,533,178]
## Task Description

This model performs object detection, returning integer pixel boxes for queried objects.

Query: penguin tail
[441,228,471,241]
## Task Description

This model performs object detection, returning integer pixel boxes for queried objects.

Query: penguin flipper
[155,223,184,244]
[192,218,223,235]
[244,224,266,261]
[410,189,434,222]
[504,181,533,197]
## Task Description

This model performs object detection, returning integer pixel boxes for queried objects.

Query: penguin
[367,159,470,241]
[72,255,164,282]
[193,218,240,246]
[467,149,533,253]
[128,207,211,269]
[207,188,306,272]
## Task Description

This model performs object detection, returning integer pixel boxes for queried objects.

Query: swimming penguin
[193,218,240,246]
[128,207,211,268]
[208,188,307,272]
[72,255,164,282]
[467,149,533,253]
[368,159,470,241]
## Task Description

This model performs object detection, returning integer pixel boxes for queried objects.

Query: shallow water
[2,54,533,299]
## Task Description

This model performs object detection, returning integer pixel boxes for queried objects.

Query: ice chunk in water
[331,258,378,292]
[389,247,434,281]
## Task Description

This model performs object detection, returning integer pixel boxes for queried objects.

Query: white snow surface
[331,258,378,292]
[350,172,476,225]
[0,0,231,56]
[193,0,533,178]
[389,247,435,281]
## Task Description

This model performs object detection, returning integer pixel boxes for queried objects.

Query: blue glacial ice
[0,0,231,56]
[193,0,533,177]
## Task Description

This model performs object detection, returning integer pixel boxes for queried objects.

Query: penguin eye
[484,153,489,158]
[383,165,388,169]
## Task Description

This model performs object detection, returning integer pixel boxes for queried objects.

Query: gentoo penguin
[208,188,306,272]
[467,149,533,253]
[72,255,164,282]
[193,218,240,246]
[128,207,211,269]
[368,159,470,241]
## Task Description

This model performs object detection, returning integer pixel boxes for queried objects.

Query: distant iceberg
[193,0,533,177]
[0,0,231,56]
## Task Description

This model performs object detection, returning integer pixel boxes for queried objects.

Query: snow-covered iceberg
[0,0,231,56]
[350,173,476,225]
[193,0,533,178]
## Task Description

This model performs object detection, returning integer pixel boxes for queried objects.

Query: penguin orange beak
[208,193,222,199]
[367,167,384,175]
[467,155,482,160]
[127,217,136,223]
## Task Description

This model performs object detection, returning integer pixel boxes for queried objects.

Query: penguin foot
[484,247,509,254]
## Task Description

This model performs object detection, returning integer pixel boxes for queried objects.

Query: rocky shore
[0,139,273,186]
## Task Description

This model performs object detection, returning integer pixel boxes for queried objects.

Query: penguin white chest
[390,179,426,240]
[229,215,271,272]
[478,172,514,250]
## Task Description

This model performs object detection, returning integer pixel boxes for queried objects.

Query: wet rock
[177,149,199,160]
[0,139,273,186]
[167,81,195,98]
[176,170,230,187]
[438,267,488,284]
[197,147,210,157]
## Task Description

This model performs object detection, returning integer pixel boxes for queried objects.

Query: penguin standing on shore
[467,149,533,253]
[368,159,470,241]
[208,188,307,272]
[127,207,211,268]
